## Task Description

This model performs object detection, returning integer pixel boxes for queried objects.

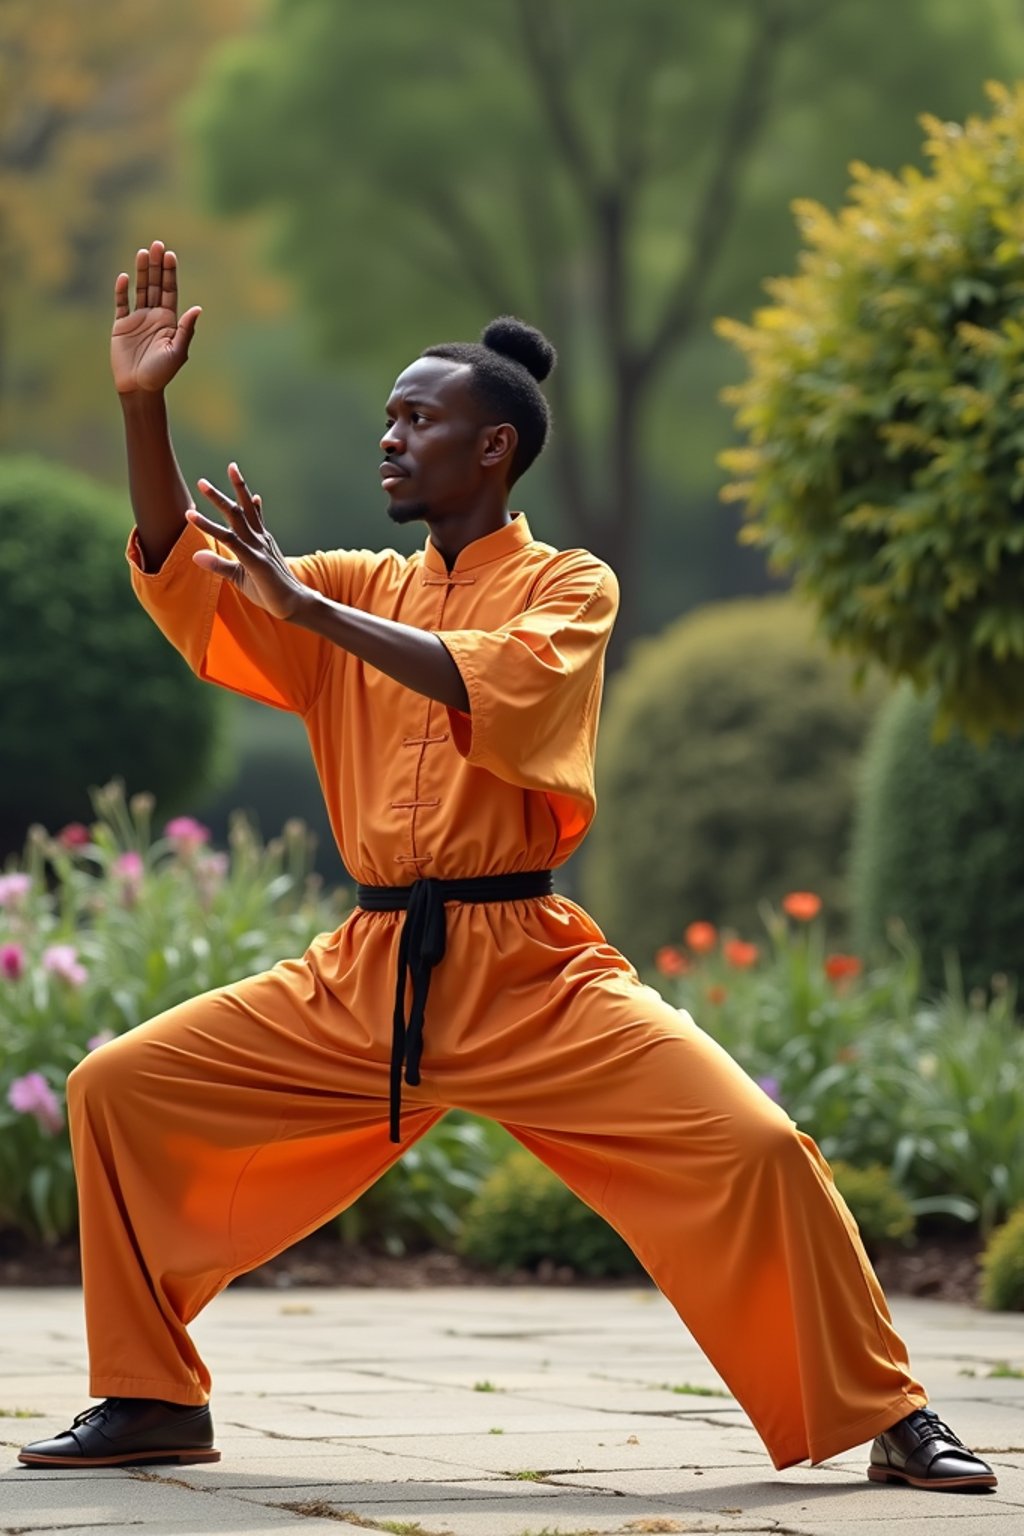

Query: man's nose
[381,422,404,454]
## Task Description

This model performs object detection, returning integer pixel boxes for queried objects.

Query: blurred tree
[190,0,1022,657]
[0,0,261,469]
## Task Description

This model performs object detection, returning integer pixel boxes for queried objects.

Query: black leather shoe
[868,1406,996,1491]
[18,1396,219,1467]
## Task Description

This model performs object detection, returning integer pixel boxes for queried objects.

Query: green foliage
[830,1161,915,1253]
[0,783,345,1242]
[0,457,224,848]
[458,1145,641,1278]
[850,683,1024,988]
[581,596,884,956]
[336,1114,505,1255]
[981,1207,1024,1310]
[718,82,1024,739]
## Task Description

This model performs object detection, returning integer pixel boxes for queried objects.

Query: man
[20,241,994,1493]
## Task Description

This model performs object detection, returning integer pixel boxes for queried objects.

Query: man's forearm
[121,391,193,572]
[292,590,470,712]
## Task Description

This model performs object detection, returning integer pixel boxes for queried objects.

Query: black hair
[422,316,556,485]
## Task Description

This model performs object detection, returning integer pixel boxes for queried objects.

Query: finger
[194,481,254,538]
[174,306,202,360]
[187,504,242,546]
[134,248,148,310]
[147,239,165,308]
[162,249,179,315]
[114,272,130,321]
[227,462,260,530]
[192,548,244,582]
[251,491,265,527]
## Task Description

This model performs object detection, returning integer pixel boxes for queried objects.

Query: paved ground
[3,1284,1024,1536]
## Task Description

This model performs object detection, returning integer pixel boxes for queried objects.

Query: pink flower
[1,943,25,980]
[42,944,88,988]
[57,823,91,849]
[87,1029,115,1052]
[114,851,144,879]
[0,873,32,908]
[7,1071,64,1136]
[165,816,210,851]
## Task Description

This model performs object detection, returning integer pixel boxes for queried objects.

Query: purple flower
[87,1029,115,1052]
[42,944,88,988]
[0,943,25,980]
[0,873,32,908]
[757,1075,783,1105]
[7,1071,64,1136]
[165,816,210,851]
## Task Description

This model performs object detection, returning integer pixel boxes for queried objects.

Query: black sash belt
[357,871,555,1142]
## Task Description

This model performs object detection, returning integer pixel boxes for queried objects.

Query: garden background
[4,0,1024,1309]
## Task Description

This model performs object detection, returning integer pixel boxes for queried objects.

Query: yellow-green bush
[458,1146,640,1278]
[830,1161,915,1255]
[980,1207,1024,1310]
[718,82,1024,740]
[581,596,883,960]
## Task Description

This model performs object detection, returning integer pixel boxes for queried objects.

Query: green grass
[0,1407,43,1418]
[473,1379,500,1392]
[489,1426,505,1434]
[988,1361,1024,1379]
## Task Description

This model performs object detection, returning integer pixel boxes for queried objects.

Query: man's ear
[480,423,518,471]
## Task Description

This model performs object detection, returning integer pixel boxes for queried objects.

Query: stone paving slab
[3,1284,1024,1535]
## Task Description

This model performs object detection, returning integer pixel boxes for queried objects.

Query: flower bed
[0,783,345,1241]
[652,893,1022,1234]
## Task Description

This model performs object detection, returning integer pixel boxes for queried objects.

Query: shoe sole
[868,1465,997,1491]
[17,1447,221,1468]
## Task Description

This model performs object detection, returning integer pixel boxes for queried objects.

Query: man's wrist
[119,388,168,419]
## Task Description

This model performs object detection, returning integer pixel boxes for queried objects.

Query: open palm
[111,240,201,395]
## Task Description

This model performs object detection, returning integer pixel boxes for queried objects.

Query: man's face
[380,358,490,524]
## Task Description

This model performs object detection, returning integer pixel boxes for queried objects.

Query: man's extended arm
[112,241,202,571]
[188,467,470,714]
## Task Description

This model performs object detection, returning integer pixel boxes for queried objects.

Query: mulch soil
[0,1227,987,1305]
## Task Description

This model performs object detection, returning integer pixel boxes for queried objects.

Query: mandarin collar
[423,513,532,574]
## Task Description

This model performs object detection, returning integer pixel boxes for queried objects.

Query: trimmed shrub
[850,683,1024,988]
[718,82,1024,740]
[458,1146,641,1278]
[980,1206,1024,1311]
[0,456,224,850]
[581,596,885,962]
[830,1161,915,1255]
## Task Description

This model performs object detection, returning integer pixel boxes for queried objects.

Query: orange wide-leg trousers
[66,898,927,1470]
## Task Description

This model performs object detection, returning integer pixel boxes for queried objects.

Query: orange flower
[782,891,822,922]
[835,1045,859,1063]
[685,921,718,954]
[825,953,863,984]
[723,939,759,970]
[705,984,729,1006]
[655,945,690,977]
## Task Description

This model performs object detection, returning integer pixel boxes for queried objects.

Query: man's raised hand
[188,464,312,623]
[111,240,202,395]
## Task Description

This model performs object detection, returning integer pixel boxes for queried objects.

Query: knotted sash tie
[356,871,555,1142]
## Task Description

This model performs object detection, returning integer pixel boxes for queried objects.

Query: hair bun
[481,316,557,382]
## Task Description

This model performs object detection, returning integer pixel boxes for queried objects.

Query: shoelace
[71,1397,129,1429]
[904,1408,963,1447]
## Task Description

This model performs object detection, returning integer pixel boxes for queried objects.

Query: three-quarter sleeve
[127,521,374,716]
[436,555,618,850]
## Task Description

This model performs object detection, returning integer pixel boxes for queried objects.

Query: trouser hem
[773,1389,929,1471]
[88,1375,209,1408]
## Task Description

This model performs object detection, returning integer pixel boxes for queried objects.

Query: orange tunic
[64,513,928,1471]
